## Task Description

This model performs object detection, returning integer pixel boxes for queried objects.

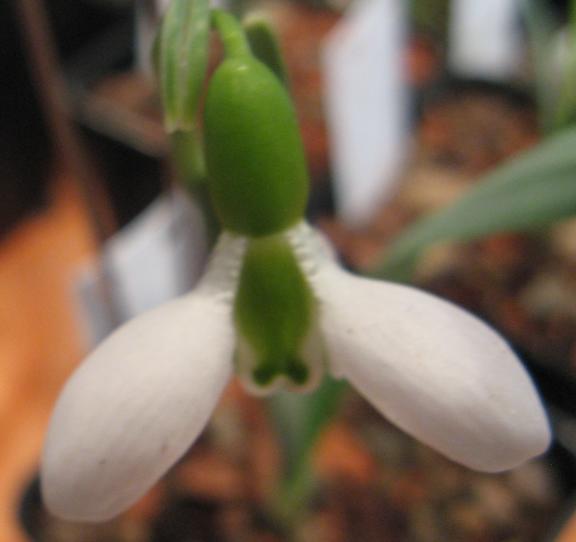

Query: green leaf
[158,0,210,132]
[373,126,576,282]
[557,0,576,129]
[269,378,346,476]
[522,0,557,132]
[267,377,347,521]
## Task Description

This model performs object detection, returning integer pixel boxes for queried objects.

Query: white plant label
[75,191,208,346]
[450,0,522,80]
[322,0,408,228]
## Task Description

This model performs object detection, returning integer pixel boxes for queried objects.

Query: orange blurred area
[0,175,93,541]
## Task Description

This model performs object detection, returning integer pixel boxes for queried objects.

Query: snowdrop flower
[41,9,550,523]
[41,220,551,522]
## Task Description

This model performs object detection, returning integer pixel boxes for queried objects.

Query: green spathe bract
[158,0,210,132]
[204,56,309,236]
[235,234,315,387]
[243,13,290,86]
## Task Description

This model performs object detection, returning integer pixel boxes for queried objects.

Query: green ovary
[204,56,309,237]
[234,234,315,387]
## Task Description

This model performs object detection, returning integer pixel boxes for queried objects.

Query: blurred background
[3,0,576,540]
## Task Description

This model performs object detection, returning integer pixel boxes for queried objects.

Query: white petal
[42,294,233,522]
[313,265,551,472]
[41,233,247,522]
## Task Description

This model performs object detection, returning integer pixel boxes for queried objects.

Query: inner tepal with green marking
[234,234,318,391]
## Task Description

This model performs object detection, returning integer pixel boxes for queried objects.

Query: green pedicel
[235,235,315,387]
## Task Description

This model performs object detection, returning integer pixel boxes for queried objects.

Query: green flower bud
[204,52,309,236]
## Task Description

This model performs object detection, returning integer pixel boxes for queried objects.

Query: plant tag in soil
[74,191,208,346]
[322,0,408,228]
[449,0,523,80]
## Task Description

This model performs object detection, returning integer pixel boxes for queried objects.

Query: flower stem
[211,9,251,59]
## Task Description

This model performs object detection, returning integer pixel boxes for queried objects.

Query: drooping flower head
[41,8,551,523]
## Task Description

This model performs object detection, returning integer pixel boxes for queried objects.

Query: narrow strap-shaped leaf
[267,377,347,523]
[522,0,557,132]
[374,126,576,281]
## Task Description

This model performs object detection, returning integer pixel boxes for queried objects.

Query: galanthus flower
[41,8,551,523]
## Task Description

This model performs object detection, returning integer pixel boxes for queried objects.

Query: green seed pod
[204,56,309,237]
